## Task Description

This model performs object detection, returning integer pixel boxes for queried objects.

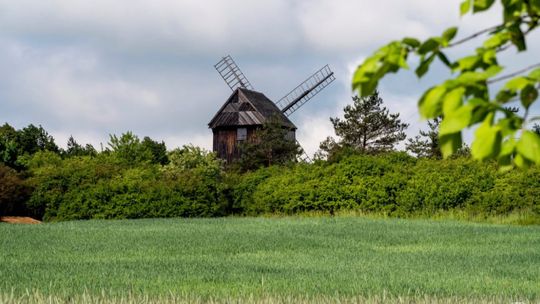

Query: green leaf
[509,23,527,51]
[402,38,421,48]
[456,71,489,84]
[418,38,441,55]
[502,1,524,23]
[460,0,472,15]
[483,65,503,78]
[351,67,365,92]
[504,77,531,91]
[440,133,463,158]
[498,159,513,172]
[385,42,408,68]
[495,90,516,103]
[415,54,436,78]
[437,52,453,68]
[360,78,379,98]
[497,116,523,135]
[531,0,540,11]
[352,58,382,97]
[440,104,474,135]
[516,131,540,164]
[483,32,511,49]
[419,85,447,118]
[471,119,502,161]
[443,87,465,115]
[498,138,516,171]
[500,137,516,156]
[529,68,540,81]
[442,27,458,45]
[514,153,533,169]
[520,84,538,109]
[473,0,496,12]
[455,55,479,72]
[469,99,490,124]
[481,49,497,65]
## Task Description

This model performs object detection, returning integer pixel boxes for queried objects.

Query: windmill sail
[297,141,312,163]
[214,55,254,91]
[276,65,335,117]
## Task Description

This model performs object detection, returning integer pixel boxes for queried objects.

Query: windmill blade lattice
[214,55,254,91]
[296,140,312,163]
[276,65,335,117]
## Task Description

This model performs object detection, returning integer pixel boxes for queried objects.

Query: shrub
[232,153,539,221]
[467,167,540,216]
[237,153,415,215]
[0,164,32,217]
[20,148,540,223]
[26,147,228,221]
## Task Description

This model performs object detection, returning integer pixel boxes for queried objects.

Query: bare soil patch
[0,216,41,224]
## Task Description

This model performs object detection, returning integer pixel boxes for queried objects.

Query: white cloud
[1,0,539,155]
[298,0,462,54]
[296,115,335,157]
[161,133,212,151]
[0,0,301,56]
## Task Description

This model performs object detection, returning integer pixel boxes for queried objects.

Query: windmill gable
[208,88,296,130]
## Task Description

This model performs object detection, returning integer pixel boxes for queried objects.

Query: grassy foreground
[1,217,539,302]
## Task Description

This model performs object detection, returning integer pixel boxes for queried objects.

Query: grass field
[1,217,539,303]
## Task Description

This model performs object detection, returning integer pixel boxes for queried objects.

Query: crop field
[1,217,539,303]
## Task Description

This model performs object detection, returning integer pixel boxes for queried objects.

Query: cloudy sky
[1,0,539,156]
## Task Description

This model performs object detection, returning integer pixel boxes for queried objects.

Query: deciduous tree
[142,136,169,165]
[17,124,59,155]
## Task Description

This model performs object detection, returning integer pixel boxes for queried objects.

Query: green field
[1,217,539,303]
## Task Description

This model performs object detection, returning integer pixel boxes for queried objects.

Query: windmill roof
[208,88,296,129]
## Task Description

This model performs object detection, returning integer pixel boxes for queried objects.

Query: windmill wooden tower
[209,55,335,164]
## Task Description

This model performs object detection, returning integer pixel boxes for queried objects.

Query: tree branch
[488,63,540,84]
[448,25,502,48]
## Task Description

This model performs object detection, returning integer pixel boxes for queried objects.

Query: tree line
[1,92,539,222]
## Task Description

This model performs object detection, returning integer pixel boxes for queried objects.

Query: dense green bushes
[4,143,540,223]
[25,146,228,221]
[233,153,539,221]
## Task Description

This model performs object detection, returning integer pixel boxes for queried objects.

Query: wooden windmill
[208,55,335,164]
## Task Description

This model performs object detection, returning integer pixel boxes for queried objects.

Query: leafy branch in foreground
[352,0,540,169]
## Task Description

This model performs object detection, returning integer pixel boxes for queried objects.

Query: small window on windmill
[237,128,247,141]
[286,130,295,141]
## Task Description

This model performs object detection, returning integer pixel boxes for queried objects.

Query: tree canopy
[406,118,442,159]
[0,123,59,169]
[235,117,301,171]
[319,92,408,159]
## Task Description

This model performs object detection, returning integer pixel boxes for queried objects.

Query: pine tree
[406,118,442,159]
[321,92,408,157]
[65,136,97,157]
